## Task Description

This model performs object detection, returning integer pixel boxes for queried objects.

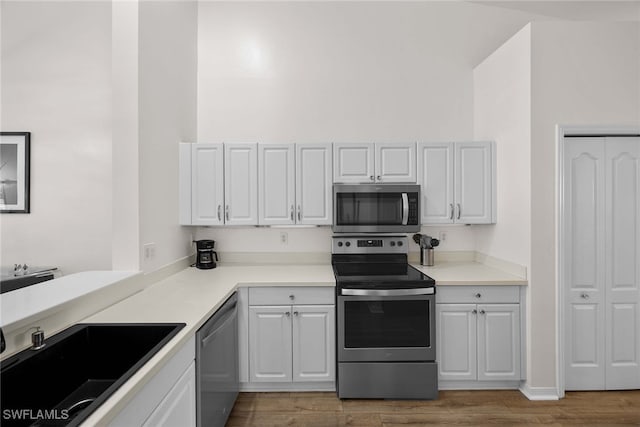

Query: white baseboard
[519,382,560,400]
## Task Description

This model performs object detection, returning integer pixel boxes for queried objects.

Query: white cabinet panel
[259,144,295,225]
[142,361,196,427]
[249,306,293,382]
[191,143,224,226]
[292,305,335,382]
[477,304,520,381]
[375,142,417,183]
[224,143,258,225]
[296,143,333,224]
[437,304,476,381]
[417,143,454,224]
[333,143,375,183]
[418,141,494,224]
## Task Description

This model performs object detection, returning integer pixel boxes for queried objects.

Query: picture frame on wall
[0,132,31,213]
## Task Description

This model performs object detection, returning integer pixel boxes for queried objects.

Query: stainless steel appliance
[332,235,438,399]
[0,265,58,293]
[196,292,238,427]
[332,184,420,233]
[194,240,218,269]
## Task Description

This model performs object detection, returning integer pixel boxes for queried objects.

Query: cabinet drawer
[436,286,519,304]
[249,287,334,306]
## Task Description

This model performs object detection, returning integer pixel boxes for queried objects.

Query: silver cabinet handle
[369,175,375,181]
[289,294,295,300]
[290,205,294,221]
[479,309,486,315]
[225,205,230,221]
[457,203,461,220]
[472,309,478,314]
[450,204,454,220]
[297,205,301,221]
[377,175,381,181]
[217,205,222,221]
[293,311,299,317]
[581,293,590,299]
[285,311,291,317]
[475,293,482,298]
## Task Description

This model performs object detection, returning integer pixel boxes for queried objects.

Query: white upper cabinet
[333,142,416,183]
[418,141,495,224]
[259,144,296,225]
[179,143,224,226]
[224,143,258,225]
[296,144,333,225]
[258,143,333,226]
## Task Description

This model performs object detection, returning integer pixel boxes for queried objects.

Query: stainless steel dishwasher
[196,292,239,427]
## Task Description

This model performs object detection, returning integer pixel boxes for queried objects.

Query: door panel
[191,144,224,226]
[455,142,493,223]
[333,143,374,183]
[605,137,640,389]
[375,143,416,183]
[259,144,295,225]
[224,143,258,225]
[296,144,333,224]
[564,138,606,390]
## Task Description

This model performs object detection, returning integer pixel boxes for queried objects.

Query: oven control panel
[332,236,408,254]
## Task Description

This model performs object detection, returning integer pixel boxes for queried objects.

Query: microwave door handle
[402,193,409,225]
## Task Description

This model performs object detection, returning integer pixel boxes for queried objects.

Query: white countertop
[30,261,524,425]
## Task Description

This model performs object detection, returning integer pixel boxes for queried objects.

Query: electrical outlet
[143,243,156,261]
[439,231,447,242]
[280,232,288,245]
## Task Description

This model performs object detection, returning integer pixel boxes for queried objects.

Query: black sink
[0,323,185,427]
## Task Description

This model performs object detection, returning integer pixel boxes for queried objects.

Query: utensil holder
[420,248,434,266]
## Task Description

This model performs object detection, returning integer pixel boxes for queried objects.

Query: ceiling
[470,1,640,21]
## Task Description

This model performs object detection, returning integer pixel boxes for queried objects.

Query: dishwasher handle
[200,302,237,347]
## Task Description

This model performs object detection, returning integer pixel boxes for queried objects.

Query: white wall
[529,21,640,388]
[138,1,198,273]
[195,1,540,254]
[1,1,112,274]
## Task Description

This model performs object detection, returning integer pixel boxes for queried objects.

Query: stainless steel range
[332,235,438,400]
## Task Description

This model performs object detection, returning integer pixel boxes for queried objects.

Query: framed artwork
[0,132,31,213]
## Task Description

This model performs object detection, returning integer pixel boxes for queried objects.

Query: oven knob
[390,241,396,246]
[397,241,403,246]
[345,242,351,247]
[337,241,343,247]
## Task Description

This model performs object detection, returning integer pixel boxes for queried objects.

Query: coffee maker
[194,240,218,269]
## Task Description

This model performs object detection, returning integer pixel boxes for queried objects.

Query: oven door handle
[341,288,435,296]
[401,193,409,225]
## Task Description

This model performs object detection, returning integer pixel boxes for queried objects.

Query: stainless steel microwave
[332,184,420,233]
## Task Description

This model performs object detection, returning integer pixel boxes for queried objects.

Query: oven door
[337,290,436,362]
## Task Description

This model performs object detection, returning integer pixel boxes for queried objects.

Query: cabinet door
[436,304,477,381]
[375,142,416,183]
[224,143,258,225]
[292,305,335,382]
[477,304,520,381]
[455,142,494,224]
[564,138,606,390]
[249,306,292,382]
[296,143,333,225]
[142,361,196,427]
[604,137,640,390]
[333,143,374,183]
[191,143,224,226]
[259,144,295,225]
[417,142,454,224]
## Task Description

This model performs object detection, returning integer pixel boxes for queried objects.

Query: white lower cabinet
[109,336,196,427]
[241,287,336,391]
[436,286,523,389]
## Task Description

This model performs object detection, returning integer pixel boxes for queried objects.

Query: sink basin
[0,323,185,427]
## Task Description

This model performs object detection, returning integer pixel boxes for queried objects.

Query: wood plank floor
[226,390,640,426]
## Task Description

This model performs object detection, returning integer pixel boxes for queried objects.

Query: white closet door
[564,138,606,390]
[604,137,640,390]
